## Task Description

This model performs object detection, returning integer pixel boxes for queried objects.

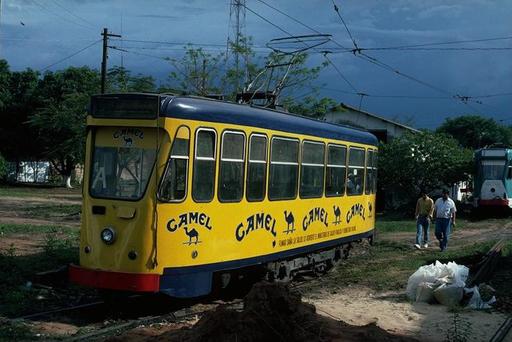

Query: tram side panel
[156,119,377,297]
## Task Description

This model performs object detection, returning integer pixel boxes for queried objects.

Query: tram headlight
[101,227,116,245]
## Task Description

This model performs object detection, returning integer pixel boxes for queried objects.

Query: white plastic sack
[465,286,497,309]
[415,282,435,302]
[434,283,464,306]
[406,261,469,301]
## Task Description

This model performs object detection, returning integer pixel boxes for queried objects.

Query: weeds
[0,232,79,317]
[23,204,81,219]
[0,320,34,342]
[0,223,77,235]
[445,312,472,342]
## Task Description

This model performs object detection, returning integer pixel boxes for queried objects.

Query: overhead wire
[244,4,359,94]
[40,39,101,72]
[29,0,95,32]
[49,0,96,29]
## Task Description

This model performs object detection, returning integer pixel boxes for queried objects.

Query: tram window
[325,144,347,197]
[507,165,512,179]
[247,134,267,201]
[347,147,365,195]
[192,129,217,202]
[365,150,374,195]
[219,131,245,202]
[159,127,190,202]
[269,137,299,200]
[300,141,325,198]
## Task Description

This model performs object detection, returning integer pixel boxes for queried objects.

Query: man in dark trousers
[434,189,457,252]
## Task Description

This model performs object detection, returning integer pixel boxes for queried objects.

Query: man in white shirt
[433,189,457,252]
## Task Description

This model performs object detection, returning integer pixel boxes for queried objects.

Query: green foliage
[283,96,338,119]
[445,312,472,342]
[437,115,512,149]
[107,66,156,92]
[0,321,34,341]
[167,36,331,106]
[0,153,7,180]
[379,131,473,203]
[29,67,100,181]
[0,231,78,317]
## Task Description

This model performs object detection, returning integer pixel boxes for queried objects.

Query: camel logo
[368,202,373,218]
[302,207,328,231]
[346,203,366,224]
[235,213,277,247]
[167,212,213,246]
[123,136,133,147]
[113,128,144,147]
[333,205,342,225]
[283,211,295,234]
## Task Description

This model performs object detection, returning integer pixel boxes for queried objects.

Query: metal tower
[227,0,248,93]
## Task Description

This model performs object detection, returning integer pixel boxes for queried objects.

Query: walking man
[414,191,434,249]
[434,189,457,252]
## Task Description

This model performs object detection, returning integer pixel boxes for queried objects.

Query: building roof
[331,103,420,133]
[161,96,378,145]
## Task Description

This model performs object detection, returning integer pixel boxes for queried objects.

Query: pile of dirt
[154,282,418,342]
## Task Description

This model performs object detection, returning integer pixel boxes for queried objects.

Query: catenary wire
[40,39,101,72]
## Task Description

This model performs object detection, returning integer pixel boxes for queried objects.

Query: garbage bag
[415,282,435,302]
[406,261,469,301]
[466,286,496,309]
[434,283,464,306]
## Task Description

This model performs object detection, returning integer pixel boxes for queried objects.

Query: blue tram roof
[161,96,378,146]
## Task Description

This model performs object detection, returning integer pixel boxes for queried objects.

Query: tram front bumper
[69,264,160,292]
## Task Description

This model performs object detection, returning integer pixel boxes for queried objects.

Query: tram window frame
[365,149,374,195]
[192,128,217,203]
[347,147,365,196]
[507,165,512,179]
[218,130,246,203]
[246,133,268,202]
[158,126,190,203]
[300,140,325,199]
[268,136,299,201]
[325,144,347,197]
[372,150,378,193]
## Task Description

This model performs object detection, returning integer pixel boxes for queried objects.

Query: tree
[282,96,338,119]
[0,153,7,181]
[0,64,43,166]
[30,67,100,188]
[107,66,156,93]
[167,37,330,106]
[379,132,473,206]
[437,115,512,149]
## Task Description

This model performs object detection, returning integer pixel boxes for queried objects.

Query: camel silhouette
[333,205,341,225]
[123,136,133,147]
[284,210,295,234]
[183,226,199,245]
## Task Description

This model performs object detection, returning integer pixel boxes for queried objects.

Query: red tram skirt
[69,264,160,292]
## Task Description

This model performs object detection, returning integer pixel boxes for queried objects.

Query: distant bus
[473,147,512,210]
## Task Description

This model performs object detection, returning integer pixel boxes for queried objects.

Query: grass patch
[0,232,80,317]
[0,185,81,198]
[326,239,507,292]
[0,223,78,236]
[0,321,35,342]
[23,204,81,219]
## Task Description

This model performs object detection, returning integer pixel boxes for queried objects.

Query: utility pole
[101,28,121,94]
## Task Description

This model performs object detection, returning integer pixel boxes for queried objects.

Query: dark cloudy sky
[0,0,510,128]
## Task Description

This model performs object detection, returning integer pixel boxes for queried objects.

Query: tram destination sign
[91,94,160,119]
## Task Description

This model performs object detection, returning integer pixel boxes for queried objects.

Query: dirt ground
[0,187,511,341]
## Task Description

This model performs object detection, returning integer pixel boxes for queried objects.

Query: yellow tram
[69,93,378,297]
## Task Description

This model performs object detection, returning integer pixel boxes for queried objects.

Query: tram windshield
[89,127,156,200]
[481,161,505,180]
